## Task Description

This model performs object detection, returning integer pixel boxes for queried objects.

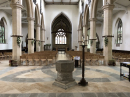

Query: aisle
[56,51,70,61]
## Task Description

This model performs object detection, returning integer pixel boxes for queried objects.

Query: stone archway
[51,13,72,51]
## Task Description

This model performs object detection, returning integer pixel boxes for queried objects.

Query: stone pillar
[41,29,45,51]
[102,4,114,65]
[78,29,82,51]
[89,18,96,54]
[10,0,23,61]
[83,25,88,52]
[27,17,35,54]
[36,24,41,52]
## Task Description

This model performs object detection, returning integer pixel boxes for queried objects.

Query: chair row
[20,51,58,66]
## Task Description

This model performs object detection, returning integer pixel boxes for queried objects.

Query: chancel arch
[51,13,72,51]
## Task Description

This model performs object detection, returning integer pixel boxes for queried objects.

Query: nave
[0,52,129,97]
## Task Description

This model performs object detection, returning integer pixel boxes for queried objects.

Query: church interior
[0,0,130,97]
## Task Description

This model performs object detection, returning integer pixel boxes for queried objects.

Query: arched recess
[41,13,45,29]
[83,4,89,26]
[35,4,40,25]
[90,0,98,18]
[25,29,36,52]
[78,14,82,30]
[96,33,100,49]
[25,0,34,18]
[51,12,72,50]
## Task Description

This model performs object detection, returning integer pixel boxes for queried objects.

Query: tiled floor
[0,52,130,97]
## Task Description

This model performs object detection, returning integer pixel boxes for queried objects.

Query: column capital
[36,24,41,27]
[78,41,82,43]
[27,38,35,40]
[41,28,46,31]
[10,3,23,9]
[89,18,96,21]
[89,39,97,40]
[78,29,83,31]
[102,4,115,10]
[83,24,87,27]
[27,17,35,21]
[35,40,40,41]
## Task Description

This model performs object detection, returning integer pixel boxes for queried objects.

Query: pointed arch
[41,13,45,29]
[1,17,7,25]
[83,4,89,26]
[115,18,121,26]
[35,4,40,25]
[51,12,72,31]
[51,12,72,32]
[25,0,34,18]
[90,0,98,18]
[78,14,82,30]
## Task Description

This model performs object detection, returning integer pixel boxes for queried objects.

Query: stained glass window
[117,19,122,44]
[55,29,67,44]
[0,19,5,44]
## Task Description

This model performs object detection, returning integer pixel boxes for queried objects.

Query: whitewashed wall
[45,5,79,49]
[0,10,12,50]
[112,6,130,51]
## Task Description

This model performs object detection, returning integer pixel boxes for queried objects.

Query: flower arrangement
[38,41,41,46]
[104,36,108,47]
[90,40,93,46]
[17,37,21,47]
[31,40,35,46]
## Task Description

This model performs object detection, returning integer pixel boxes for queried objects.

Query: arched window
[117,19,123,44]
[0,19,5,44]
[55,29,67,44]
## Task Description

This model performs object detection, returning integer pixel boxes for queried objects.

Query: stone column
[27,17,35,54]
[78,29,82,51]
[36,24,41,52]
[83,25,88,52]
[89,18,96,54]
[41,28,45,51]
[102,4,114,65]
[10,1,23,61]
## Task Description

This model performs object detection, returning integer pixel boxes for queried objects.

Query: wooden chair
[26,55,34,66]
[0,52,5,60]
[91,56,99,66]
[47,56,53,65]
[33,55,40,65]
[85,56,91,66]
[40,56,47,66]
[99,56,105,65]
[118,55,127,62]
[20,54,27,66]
